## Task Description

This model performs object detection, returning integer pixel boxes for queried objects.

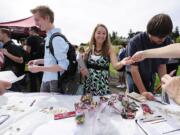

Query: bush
[176,36,180,43]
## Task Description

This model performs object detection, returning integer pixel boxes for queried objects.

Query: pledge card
[0,71,25,83]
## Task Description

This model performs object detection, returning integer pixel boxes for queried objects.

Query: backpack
[48,32,78,94]
[118,47,126,61]
[118,47,127,72]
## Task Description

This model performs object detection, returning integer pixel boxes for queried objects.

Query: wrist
[33,60,38,65]
[141,91,148,96]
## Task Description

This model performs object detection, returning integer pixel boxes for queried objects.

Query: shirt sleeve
[127,38,139,66]
[52,36,69,70]
[8,44,22,57]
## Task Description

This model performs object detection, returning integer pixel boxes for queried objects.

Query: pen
[151,120,167,124]
[143,118,165,123]
[153,70,176,93]
[30,99,36,107]
[154,99,168,105]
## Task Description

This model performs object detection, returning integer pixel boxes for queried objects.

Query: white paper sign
[0,71,25,83]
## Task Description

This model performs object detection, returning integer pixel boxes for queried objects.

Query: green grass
[154,66,180,91]
[109,64,119,78]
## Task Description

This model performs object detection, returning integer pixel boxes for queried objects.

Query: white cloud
[0,0,179,44]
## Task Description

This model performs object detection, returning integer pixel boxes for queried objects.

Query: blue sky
[0,0,179,44]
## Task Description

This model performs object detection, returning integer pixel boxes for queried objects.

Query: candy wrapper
[121,96,139,119]
[74,94,97,124]
[54,111,76,120]
[141,104,153,115]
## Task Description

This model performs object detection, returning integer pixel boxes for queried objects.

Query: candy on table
[120,96,139,119]
[141,104,153,114]
[74,94,97,125]
[121,108,136,119]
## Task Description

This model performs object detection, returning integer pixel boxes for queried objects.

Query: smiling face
[33,12,49,32]
[94,26,107,46]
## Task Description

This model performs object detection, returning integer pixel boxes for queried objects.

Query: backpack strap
[49,32,69,61]
[48,32,69,93]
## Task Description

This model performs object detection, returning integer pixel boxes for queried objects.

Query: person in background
[117,44,127,89]
[81,24,133,96]
[0,28,24,92]
[77,46,85,84]
[19,38,29,53]
[126,13,173,100]
[26,26,44,92]
[131,43,180,104]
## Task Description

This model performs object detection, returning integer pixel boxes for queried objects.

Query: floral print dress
[84,54,111,96]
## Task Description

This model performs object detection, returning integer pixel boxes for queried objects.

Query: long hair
[87,24,112,57]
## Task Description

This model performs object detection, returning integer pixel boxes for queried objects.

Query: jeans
[40,80,60,93]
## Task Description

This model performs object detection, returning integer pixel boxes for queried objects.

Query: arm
[158,64,167,79]
[130,65,154,100]
[132,43,180,62]
[110,46,124,70]
[34,59,44,65]
[144,43,180,58]
[0,81,11,95]
[2,49,23,64]
[130,65,147,94]
[28,64,63,73]
[28,59,44,65]
[29,36,69,73]
[110,46,133,70]
[161,75,180,104]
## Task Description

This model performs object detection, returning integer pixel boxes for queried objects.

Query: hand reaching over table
[161,74,180,104]
[0,80,11,95]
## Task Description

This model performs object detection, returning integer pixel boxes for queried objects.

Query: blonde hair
[31,5,54,23]
[87,24,112,57]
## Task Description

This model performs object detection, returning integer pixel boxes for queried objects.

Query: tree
[174,26,180,38]
[171,26,180,41]
[110,31,118,42]
[128,29,134,39]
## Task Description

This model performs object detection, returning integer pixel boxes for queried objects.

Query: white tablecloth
[0,92,180,135]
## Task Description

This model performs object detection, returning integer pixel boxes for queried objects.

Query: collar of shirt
[46,28,61,37]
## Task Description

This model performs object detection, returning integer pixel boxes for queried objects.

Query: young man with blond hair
[28,6,69,93]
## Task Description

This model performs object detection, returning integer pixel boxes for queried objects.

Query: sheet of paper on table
[138,119,180,135]
[0,71,25,83]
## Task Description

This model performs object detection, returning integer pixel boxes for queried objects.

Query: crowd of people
[0,5,179,105]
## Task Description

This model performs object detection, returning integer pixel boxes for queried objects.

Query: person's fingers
[161,74,171,84]
[148,94,155,100]
[28,61,33,65]
[4,81,11,89]
[142,92,154,100]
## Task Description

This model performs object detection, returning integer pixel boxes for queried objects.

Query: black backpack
[48,32,78,94]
